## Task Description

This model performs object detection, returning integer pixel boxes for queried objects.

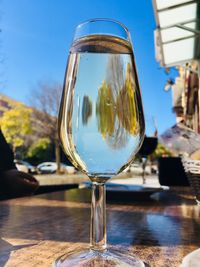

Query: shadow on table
[0,238,36,266]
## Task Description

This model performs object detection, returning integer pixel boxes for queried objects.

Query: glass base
[52,248,145,267]
[180,248,200,267]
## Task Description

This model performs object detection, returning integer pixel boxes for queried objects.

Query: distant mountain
[0,94,23,117]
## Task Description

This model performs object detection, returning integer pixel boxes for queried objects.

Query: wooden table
[0,187,200,267]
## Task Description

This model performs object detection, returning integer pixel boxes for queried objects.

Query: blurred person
[0,129,39,199]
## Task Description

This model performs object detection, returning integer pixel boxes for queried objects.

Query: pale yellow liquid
[59,35,145,182]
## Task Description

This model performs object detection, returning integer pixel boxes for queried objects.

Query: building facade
[152,0,200,132]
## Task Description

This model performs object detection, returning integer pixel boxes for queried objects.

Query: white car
[129,163,143,174]
[14,160,37,174]
[37,162,75,174]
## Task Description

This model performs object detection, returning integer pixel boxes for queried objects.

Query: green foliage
[27,138,51,161]
[96,80,116,138]
[96,63,139,139]
[0,104,32,150]
[151,142,174,159]
[116,63,138,135]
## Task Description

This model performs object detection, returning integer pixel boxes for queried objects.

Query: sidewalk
[35,172,159,187]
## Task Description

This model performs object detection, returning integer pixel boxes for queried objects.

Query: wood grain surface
[0,187,200,267]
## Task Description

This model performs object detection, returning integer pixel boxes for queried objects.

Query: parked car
[122,162,142,174]
[124,162,151,175]
[37,162,76,174]
[14,160,37,174]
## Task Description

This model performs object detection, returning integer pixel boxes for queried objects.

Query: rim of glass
[74,18,131,41]
[76,18,129,33]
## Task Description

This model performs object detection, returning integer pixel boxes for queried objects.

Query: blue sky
[0,0,176,134]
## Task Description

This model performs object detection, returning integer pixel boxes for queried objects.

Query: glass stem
[90,182,107,251]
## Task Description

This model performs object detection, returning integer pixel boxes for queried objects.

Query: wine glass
[54,18,145,267]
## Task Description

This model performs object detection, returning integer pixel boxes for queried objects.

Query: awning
[153,0,200,67]
[160,122,200,155]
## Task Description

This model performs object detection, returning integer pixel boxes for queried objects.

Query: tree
[151,143,174,160]
[29,81,62,172]
[116,63,139,135]
[82,96,92,125]
[0,104,32,154]
[96,57,139,149]
[27,137,51,163]
[96,80,116,138]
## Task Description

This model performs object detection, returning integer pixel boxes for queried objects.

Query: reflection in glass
[96,57,139,149]
[82,95,93,125]
[96,80,116,138]
[116,63,139,135]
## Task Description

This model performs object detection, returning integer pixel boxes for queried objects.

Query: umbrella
[159,123,200,156]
